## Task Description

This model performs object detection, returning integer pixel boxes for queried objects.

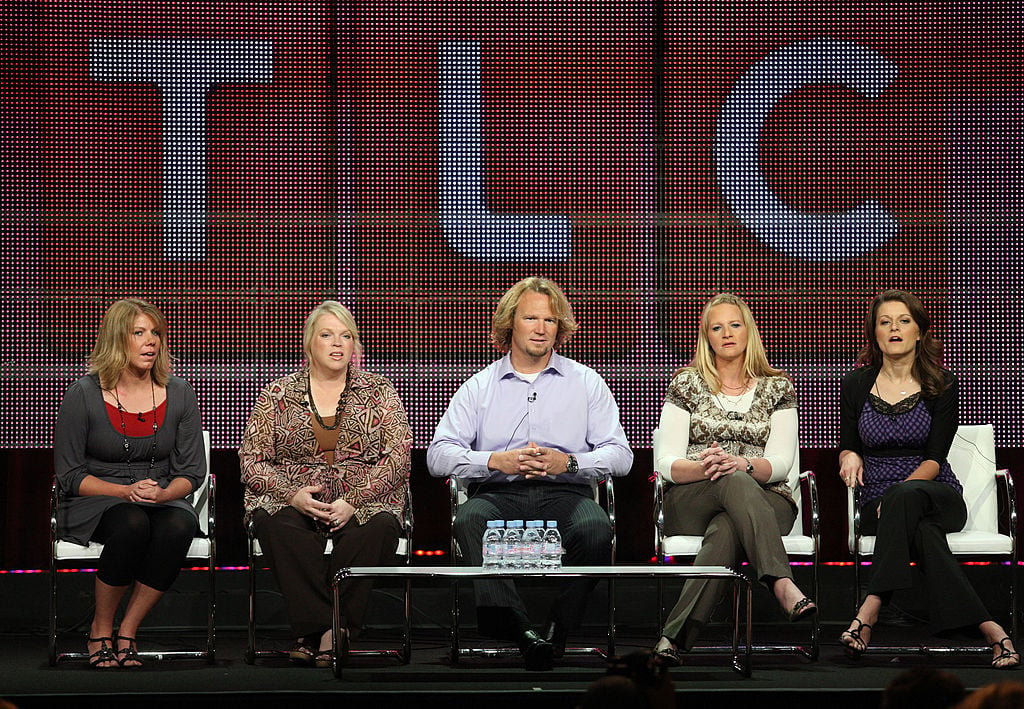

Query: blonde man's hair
[490,277,579,353]
[88,298,171,389]
[685,293,783,393]
[303,301,363,366]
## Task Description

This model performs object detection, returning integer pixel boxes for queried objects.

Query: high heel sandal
[991,637,1021,670]
[88,636,117,669]
[115,635,143,668]
[315,627,349,668]
[653,636,683,667]
[839,618,871,659]
[288,639,316,667]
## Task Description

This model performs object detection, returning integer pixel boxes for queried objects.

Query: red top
[105,400,167,436]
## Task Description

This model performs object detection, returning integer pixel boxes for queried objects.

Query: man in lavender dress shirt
[427,277,634,670]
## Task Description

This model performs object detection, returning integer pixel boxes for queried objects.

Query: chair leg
[206,560,216,663]
[49,562,58,667]
[449,581,460,664]
[245,556,257,665]
[402,578,412,664]
[607,578,616,658]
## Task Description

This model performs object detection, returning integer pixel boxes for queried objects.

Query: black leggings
[91,503,197,592]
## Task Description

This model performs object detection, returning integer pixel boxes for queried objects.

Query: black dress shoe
[518,630,554,671]
[544,620,568,659]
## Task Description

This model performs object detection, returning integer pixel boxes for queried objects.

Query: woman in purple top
[838,290,1018,669]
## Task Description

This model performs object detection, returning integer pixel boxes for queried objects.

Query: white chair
[848,423,1018,652]
[245,491,413,665]
[447,475,618,661]
[49,430,216,665]
[652,428,820,659]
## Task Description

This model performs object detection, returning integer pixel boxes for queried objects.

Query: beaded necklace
[306,371,349,431]
[110,377,159,484]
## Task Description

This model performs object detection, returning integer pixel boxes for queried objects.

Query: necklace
[879,371,915,397]
[307,372,348,431]
[714,391,747,421]
[719,377,750,393]
[110,378,159,484]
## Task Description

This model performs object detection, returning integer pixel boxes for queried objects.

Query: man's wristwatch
[565,454,579,475]
[744,458,755,476]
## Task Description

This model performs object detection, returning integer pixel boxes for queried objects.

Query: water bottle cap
[508,520,523,527]
[546,521,557,527]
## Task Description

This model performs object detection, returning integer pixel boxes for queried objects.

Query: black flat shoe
[543,619,568,659]
[518,629,553,671]
[991,637,1021,670]
[88,636,116,669]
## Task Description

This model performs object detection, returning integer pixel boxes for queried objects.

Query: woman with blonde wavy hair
[652,293,816,664]
[54,298,206,668]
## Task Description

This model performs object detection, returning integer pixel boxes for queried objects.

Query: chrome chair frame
[244,488,414,665]
[848,423,1017,655]
[447,475,618,661]
[49,430,216,665]
[652,429,820,660]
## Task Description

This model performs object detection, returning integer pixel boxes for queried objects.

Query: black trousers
[252,506,401,638]
[92,502,197,592]
[452,481,611,633]
[862,480,990,632]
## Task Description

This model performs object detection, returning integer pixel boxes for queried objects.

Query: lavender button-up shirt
[426,352,633,484]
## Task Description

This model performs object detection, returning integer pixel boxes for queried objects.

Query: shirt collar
[497,351,566,381]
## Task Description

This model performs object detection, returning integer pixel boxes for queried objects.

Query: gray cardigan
[53,374,206,545]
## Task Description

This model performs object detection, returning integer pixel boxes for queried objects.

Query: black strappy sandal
[787,597,818,623]
[653,636,683,667]
[839,618,871,659]
[88,636,117,669]
[115,635,143,668]
[991,636,1021,670]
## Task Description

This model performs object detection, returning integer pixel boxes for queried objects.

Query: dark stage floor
[1,625,1019,709]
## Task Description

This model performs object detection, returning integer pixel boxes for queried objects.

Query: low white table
[331,564,752,677]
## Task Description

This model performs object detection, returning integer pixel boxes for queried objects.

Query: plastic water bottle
[482,520,505,569]
[522,520,544,569]
[542,520,563,569]
[504,520,525,569]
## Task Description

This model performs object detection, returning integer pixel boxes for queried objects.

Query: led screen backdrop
[1,1,1020,448]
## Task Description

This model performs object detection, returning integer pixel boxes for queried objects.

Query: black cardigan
[839,365,958,466]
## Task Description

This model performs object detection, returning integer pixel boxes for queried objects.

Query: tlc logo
[89,37,899,265]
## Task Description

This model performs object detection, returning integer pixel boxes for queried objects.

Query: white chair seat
[250,537,409,557]
[661,533,815,557]
[854,532,1013,557]
[55,536,214,560]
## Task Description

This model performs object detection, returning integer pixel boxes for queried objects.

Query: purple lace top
[858,393,962,508]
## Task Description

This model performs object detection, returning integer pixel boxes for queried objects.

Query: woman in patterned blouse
[838,290,1018,668]
[652,293,816,664]
[241,301,412,667]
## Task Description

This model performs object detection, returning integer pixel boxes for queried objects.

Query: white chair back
[949,424,997,534]
[189,430,213,536]
[848,423,1008,556]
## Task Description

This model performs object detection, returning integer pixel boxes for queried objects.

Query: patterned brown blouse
[240,366,411,529]
[664,369,798,508]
